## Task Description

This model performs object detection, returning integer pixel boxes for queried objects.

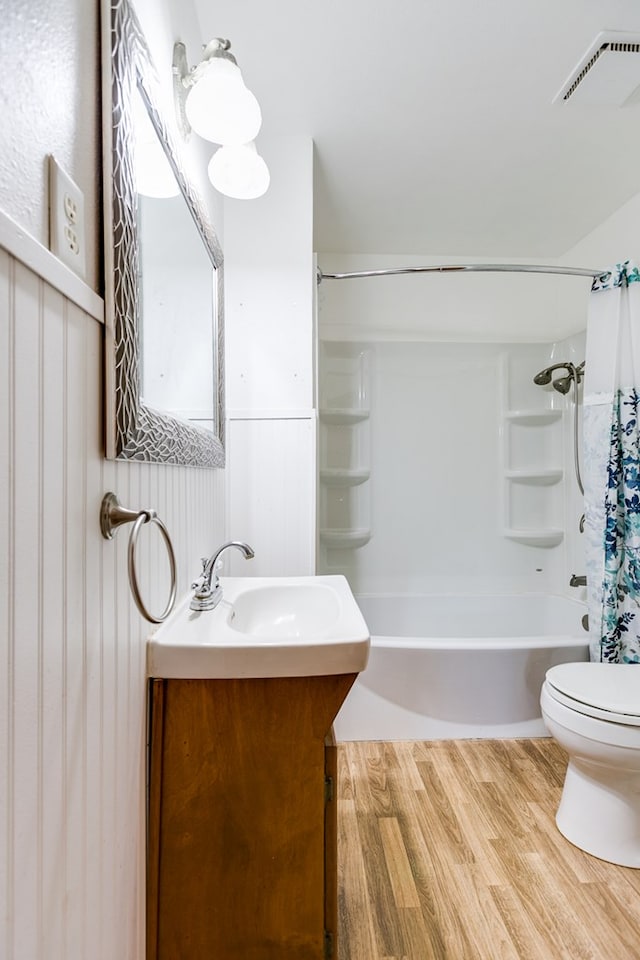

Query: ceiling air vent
[553,30,640,106]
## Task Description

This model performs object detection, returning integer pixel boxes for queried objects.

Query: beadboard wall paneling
[226,416,317,577]
[0,248,225,960]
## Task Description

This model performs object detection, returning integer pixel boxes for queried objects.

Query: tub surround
[318,328,591,745]
[318,338,583,598]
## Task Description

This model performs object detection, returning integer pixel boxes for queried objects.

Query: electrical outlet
[48,155,86,280]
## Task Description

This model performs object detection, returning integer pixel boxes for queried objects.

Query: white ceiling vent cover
[554,30,640,106]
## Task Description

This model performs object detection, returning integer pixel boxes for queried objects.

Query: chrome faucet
[570,574,587,588]
[190,540,255,611]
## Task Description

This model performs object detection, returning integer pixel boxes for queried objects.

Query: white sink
[147,575,370,679]
[229,582,342,637]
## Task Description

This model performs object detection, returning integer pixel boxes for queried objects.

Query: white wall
[0,0,101,290]
[558,193,640,331]
[224,136,317,575]
[0,2,226,958]
[225,136,314,414]
[556,189,640,334]
[227,418,316,575]
[561,189,640,273]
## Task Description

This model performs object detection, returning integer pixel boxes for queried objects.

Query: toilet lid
[546,662,640,723]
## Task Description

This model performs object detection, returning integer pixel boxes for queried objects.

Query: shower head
[533,360,586,390]
[533,362,571,386]
[553,375,573,395]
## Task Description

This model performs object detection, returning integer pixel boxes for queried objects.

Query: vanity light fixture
[173,38,261,145]
[173,38,269,199]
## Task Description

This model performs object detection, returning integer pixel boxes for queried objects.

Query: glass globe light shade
[207,142,270,199]
[185,58,262,145]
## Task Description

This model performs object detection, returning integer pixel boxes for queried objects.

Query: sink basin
[147,575,370,679]
[229,583,342,637]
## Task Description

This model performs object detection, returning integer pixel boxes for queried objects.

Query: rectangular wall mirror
[101,0,225,467]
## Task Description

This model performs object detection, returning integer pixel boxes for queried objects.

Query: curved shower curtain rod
[316,263,608,283]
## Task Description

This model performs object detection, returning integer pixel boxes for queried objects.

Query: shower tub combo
[334,593,589,740]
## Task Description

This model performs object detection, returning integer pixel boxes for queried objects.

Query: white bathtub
[334,594,589,741]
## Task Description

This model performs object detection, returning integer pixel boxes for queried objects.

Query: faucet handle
[191,558,211,593]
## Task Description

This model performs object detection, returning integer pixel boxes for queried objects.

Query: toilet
[540,662,640,868]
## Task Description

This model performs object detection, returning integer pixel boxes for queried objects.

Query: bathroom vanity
[146,576,370,960]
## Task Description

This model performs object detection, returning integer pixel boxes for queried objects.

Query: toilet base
[556,758,640,868]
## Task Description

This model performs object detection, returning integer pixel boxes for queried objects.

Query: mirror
[101,0,224,467]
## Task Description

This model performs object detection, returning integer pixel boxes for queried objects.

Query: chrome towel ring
[100,492,177,624]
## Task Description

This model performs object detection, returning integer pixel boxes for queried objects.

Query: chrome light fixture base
[172,41,191,139]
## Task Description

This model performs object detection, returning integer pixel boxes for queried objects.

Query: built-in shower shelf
[505,468,563,485]
[319,346,372,554]
[319,408,370,425]
[319,528,371,549]
[505,409,562,426]
[320,468,371,487]
[503,528,564,547]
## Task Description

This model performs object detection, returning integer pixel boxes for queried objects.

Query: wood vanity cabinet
[147,674,356,960]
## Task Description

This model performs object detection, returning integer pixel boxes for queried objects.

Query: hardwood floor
[337,739,640,960]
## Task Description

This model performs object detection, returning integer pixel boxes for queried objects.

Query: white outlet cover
[48,155,86,281]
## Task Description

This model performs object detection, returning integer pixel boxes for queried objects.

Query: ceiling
[194,0,640,258]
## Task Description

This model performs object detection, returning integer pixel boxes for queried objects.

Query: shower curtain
[584,261,640,663]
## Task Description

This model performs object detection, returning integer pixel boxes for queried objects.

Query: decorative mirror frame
[101,0,225,467]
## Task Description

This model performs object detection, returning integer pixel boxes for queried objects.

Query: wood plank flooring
[337,739,640,960]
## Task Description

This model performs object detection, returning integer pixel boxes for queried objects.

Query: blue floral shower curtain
[584,261,640,663]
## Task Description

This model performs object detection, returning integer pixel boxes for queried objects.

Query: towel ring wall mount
[100,492,177,624]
